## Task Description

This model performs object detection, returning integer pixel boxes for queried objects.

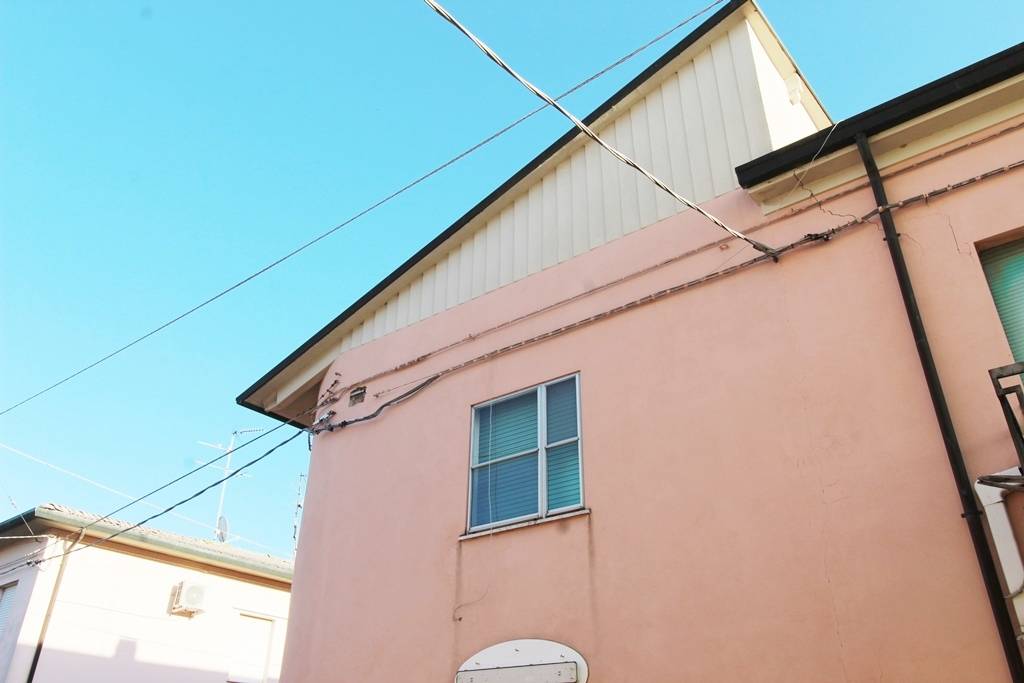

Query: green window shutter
[546,441,581,511]
[982,240,1024,361]
[476,392,538,463]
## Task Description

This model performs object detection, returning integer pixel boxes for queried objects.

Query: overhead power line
[0,406,323,575]
[0,428,305,578]
[0,478,39,541]
[6,154,1020,577]
[0,438,281,551]
[423,0,776,258]
[0,0,728,419]
[64,422,288,535]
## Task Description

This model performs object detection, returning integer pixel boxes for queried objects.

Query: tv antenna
[197,427,264,542]
[292,472,306,558]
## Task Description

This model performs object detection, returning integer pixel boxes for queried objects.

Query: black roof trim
[736,41,1024,188]
[237,0,747,416]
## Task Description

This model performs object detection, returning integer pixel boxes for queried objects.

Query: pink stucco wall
[283,117,1024,682]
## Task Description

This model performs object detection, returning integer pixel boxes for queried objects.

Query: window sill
[459,508,590,541]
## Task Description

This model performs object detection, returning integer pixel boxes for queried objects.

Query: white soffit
[747,71,1024,213]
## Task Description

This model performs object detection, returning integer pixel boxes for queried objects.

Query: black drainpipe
[26,530,82,683]
[856,133,1024,681]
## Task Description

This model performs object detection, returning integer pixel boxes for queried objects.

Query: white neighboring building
[0,503,291,683]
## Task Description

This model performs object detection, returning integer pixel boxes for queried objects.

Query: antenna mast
[292,473,306,558]
[196,428,262,542]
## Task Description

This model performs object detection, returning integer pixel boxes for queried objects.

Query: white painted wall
[0,536,289,683]
[0,536,58,683]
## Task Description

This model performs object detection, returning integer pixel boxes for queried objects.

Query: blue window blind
[0,583,15,642]
[471,454,539,527]
[546,442,581,510]
[469,376,583,531]
[545,377,580,512]
[476,392,537,463]
[982,239,1024,361]
[546,378,578,443]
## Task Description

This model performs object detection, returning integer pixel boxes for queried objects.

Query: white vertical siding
[569,151,589,257]
[678,62,715,201]
[644,85,676,221]
[745,20,818,150]
[599,133,624,242]
[610,116,641,234]
[727,21,773,158]
[629,97,659,229]
[584,141,606,249]
[332,18,822,351]
[526,181,544,273]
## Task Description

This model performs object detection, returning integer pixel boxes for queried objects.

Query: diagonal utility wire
[423,0,777,258]
[0,478,38,540]
[0,429,305,579]
[0,0,728,420]
[0,439,278,551]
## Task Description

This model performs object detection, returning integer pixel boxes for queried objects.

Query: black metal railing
[990,362,1024,470]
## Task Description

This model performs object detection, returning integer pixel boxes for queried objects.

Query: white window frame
[0,581,18,643]
[226,610,275,683]
[467,373,583,533]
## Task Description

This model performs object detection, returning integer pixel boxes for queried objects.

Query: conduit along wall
[857,133,1024,681]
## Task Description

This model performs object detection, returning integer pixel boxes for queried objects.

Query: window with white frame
[0,582,17,642]
[469,374,582,531]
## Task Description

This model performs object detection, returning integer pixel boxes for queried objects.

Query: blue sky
[2,0,1022,558]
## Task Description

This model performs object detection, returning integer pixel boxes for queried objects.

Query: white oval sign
[456,639,588,683]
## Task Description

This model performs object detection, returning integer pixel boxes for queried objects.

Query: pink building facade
[240,3,1024,680]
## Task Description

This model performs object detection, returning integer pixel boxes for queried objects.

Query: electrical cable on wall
[0,0,728,419]
[315,119,1024,408]
[312,155,1024,427]
[4,155,1015,576]
[0,378,419,576]
[423,0,778,258]
[314,376,437,433]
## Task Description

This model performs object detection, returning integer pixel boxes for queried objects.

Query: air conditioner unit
[170,581,207,615]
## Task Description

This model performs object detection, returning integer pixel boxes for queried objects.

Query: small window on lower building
[469,374,582,531]
[982,238,1024,360]
[0,582,17,642]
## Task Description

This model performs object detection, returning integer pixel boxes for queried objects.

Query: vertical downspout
[26,531,82,683]
[856,133,1024,682]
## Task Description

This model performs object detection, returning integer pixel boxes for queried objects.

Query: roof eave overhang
[237,0,828,424]
[0,507,292,585]
[736,41,1024,190]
